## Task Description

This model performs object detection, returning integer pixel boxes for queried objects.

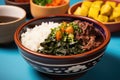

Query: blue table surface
[1,0,120,80]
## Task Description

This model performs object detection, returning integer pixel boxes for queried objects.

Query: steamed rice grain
[21,22,60,51]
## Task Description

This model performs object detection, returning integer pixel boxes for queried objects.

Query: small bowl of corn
[68,0,120,32]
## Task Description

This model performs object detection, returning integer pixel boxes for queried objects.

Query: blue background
[0,0,120,80]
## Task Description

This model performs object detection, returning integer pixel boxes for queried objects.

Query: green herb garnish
[37,21,84,56]
[33,0,52,6]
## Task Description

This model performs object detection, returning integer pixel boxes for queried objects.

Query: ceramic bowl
[0,5,26,44]
[30,0,70,18]
[68,0,120,32]
[5,0,32,18]
[14,15,110,78]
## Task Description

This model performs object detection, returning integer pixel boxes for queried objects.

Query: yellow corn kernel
[74,7,81,15]
[81,1,92,9]
[88,7,99,19]
[97,15,108,22]
[117,3,120,7]
[109,15,115,22]
[88,1,103,19]
[115,16,120,22]
[74,6,89,16]
[112,7,120,18]
[106,1,116,8]
[100,4,112,16]
[91,0,103,8]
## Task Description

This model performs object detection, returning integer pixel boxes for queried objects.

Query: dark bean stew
[0,16,19,23]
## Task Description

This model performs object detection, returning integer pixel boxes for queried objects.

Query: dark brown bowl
[68,0,120,32]
[5,0,32,18]
[14,14,110,78]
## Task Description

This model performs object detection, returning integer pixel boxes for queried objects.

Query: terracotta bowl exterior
[68,0,120,32]
[5,0,32,18]
[0,5,26,44]
[14,15,110,76]
[30,0,70,18]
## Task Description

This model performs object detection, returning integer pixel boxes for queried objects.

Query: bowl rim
[68,1,120,25]
[0,5,26,25]
[14,14,111,59]
[5,0,30,5]
[30,0,70,9]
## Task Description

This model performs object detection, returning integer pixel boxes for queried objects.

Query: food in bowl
[30,0,69,18]
[0,5,26,44]
[0,16,19,23]
[21,20,104,56]
[68,0,120,32]
[72,0,120,23]
[33,0,66,6]
[14,15,110,77]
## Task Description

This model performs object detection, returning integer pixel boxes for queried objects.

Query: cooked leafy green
[37,21,85,56]
[37,20,103,56]
[33,0,52,6]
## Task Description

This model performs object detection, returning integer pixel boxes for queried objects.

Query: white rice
[21,22,60,51]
